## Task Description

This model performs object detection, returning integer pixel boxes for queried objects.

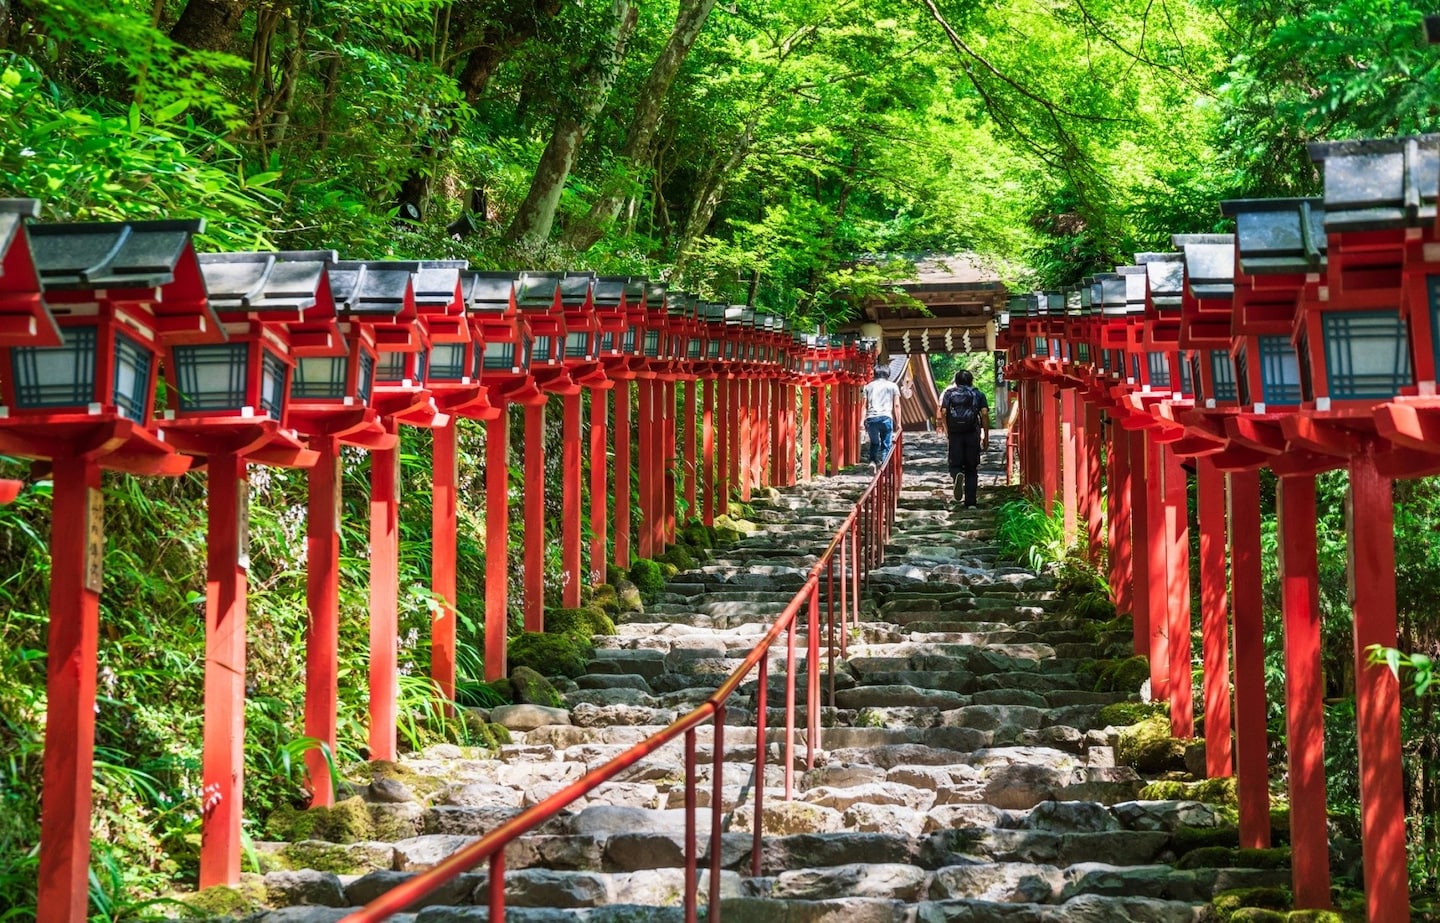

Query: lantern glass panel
[173,343,248,411]
[1076,342,1091,363]
[1146,351,1172,388]
[688,337,702,359]
[429,343,468,380]
[1321,311,1412,400]
[11,324,97,409]
[533,335,555,363]
[565,331,591,359]
[707,340,720,359]
[724,341,735,359]
[293,356,348,399]
[1186,353,1202,399]
[1178,353,1194,395]
[483,341,516,371]
[113,331,153,424]
[1131,354,1141,382]
[1258,334,1302,405]
[357,352,375,402]
[600,331,617,353]
[1210,350,1237,402]
[259,350,286,420]
[1234,346,1251,406]
[376,351,408,382]
[1430,277,1440,374]
[623,327,638,353]
[1033,336,1049,357]
[643,330,660,357]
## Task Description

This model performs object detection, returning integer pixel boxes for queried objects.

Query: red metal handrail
[341,435,903,922]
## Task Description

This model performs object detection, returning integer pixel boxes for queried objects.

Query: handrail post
[708,706,726,923]
[849,520,859,652]
[806,582,821,767]
[784,616,796,800]
[685,727,698,923]
[828,552,838,708]
[753,653,767,876]
[488,852,505,919]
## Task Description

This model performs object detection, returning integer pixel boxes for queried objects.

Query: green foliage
[507,632,594,679]
[993,493,1067,570]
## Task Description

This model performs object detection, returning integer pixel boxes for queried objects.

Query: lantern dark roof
[644,282,667,307]
[1042,292,1065,316]
[559,271,596,307]
[0,199,41,270]
[1219,198,1327,276]
[700,301,727,322]
[329,260,417,317]
[197,251,338,315]
[1094,273,1127,316]
[665,292,689,316]
[593,275,640,308]
[1308,135,1440,232]
[1172,234,1235,299]
[413,261,466,311]
[516,272,561,308]
[28,218,205,290]
[1078,280,1094,313]
[470,271,519,312]
[1117,265,1147,314]
[1136,253,1184,309]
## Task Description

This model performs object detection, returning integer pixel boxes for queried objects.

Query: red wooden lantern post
[1282,138,1440,921]
[588,277,642,577]
[424,267,505,704]
[0,200,46,506]
[635,290,669,556]
[469,272,535,679]
[160,250,338,888]
[515,273,582,625]
[0,217,214,923]
[696,302,726,521]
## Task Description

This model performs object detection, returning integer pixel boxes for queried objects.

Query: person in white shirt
[861,366,902,466]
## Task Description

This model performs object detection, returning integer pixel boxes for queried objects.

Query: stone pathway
[211,432,1287,922]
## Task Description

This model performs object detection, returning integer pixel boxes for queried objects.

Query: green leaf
[153,99,189,123]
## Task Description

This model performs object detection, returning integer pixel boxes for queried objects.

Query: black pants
[947,431,981,506]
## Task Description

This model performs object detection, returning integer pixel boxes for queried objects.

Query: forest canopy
[5,0,1437,321]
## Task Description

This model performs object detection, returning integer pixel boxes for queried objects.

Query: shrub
[507,631,594,678]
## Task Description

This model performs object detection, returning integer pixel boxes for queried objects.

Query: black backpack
[943,386,979,433]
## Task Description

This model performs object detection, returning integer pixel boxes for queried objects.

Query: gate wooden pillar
[368,419,401,761]
[1061,388,1078,546]
[561,391,584,607]
[1127,428,1153,660]
[1163,444,1192,737]
[305,436,342,799]
[614,383,632,567]
[701,377,715,524]
[589,389,609,581]
[716,375,730,516]
[1228,467,1270,850]
[1084,402,1104,562]
[1195,456,1233,779]
[522,401,547,630]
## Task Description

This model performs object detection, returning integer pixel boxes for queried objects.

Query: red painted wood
[1109,423,1134,618]
[369,420,400,762]
[1228,468,1271,849]
[1084,402,1104,563]
[1127,429,1152,658]
[1347,454,1411,923]
[815,385,828,478]
[664,379,677,542]
[828,384,841,476]
[800,387,812,482]
[1040,382,1059,513]
[716,376,730,517]
[36,456,102,923]
[199,452,247,888]
[614,385,632,566]
[702,378,715,524]
[684,380,697,521]
[485,408,510,681]
[636,378,652,559]
[589,390,608,582]
[305,435,341,805]
[562,392,583,607]
[1061,390,1078,546]
[1196,457,1234,778]
[1164,445,1193,737]
[1145,433,1170,700]
[739,378,753,501]
[523,401,546,630]
[1277,474,1331,909]
[433,421,458,705]
[764,379,776,483]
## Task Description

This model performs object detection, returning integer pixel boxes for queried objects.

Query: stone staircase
[207,432,1288,923]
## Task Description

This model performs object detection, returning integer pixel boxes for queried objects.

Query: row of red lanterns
[0,198,878,923]
[997,136,1438,923]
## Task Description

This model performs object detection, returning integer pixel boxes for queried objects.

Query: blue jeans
[865,416,894,464]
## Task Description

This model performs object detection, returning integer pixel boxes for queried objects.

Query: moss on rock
[507,631,594,678]
[1097,700,1168,727]
[545,606,617,640]
[1138,775,1238,806]
[264,796,375,844]
[589,584,621,616]
[1094,655,1151,693]
[1172,824,1241,854]
[507,665,563,708]
[1115,715,1190,773]
[279,841,380,875]
[628,559,666,598]
[682,521,713,549]
[1212,887,1292,917]
[182,880,267,915]
[657,544,696,572]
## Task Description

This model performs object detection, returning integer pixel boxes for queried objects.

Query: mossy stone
[1175,845,1239,870]
[1286,911,1361,922]
[322,796,376,843]
[590,584,621,616]
[183,880,267,914]
[712,513,758,535]
[1095,655,1151,693]
[1173,824,1241,854]
[1229,910,1288,923]
[658,561,679,578]
[615,579,644,613]
[508,665,563,708]
[715,526,742,544]
[1115,715,1189,773]
[658,545,696,572]
[1138,775,1238,806]
[507,631,594,678]
[1097,700,1168,727]
[486,722,513,746]
[279,841,376,875]
[682,521,713,549]
[606,564,627,586]
[629,559,666,597]
[1212,887,1292,917]
[486,677,516,704]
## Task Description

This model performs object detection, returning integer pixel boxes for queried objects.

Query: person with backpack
[939,368,990,508]
[861,365,902,468]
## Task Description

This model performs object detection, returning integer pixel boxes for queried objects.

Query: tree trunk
[504,0,638,248]
[455,0,565,103]
[170,0,247,52]
[670,111,760,273]
[562,0,719,251]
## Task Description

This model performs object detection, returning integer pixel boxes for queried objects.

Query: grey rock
[570,805,686,838]
[502,868,614,907]
[366,776,417,804]
[263,870,346,907]
[490,704,571,731]
[927,862,1062,903]
[393,834,479,871]
[770,863,929,900]
[344,869,482,908]
[1024,801,1119,834]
